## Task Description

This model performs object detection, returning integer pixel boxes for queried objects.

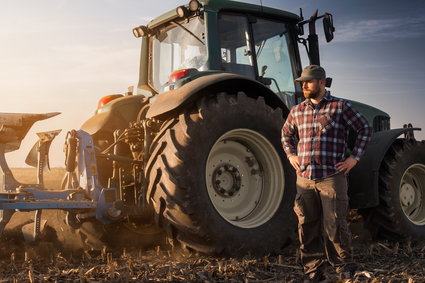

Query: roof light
[189,0,201,12]
[133,25,150,38]
[168,68,198,84]
[97,94,123,109]
[176,5,189,18]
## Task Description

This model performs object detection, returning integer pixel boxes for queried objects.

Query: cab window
[252,18,296,107]
[218,14,255,79]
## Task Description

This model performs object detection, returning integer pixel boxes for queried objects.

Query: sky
[1,0,425,168]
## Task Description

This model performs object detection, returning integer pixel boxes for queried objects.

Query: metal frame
[0,125,119,240]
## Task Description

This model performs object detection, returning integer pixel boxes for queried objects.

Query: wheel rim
[206,129,284,228]
[400,163,425,225]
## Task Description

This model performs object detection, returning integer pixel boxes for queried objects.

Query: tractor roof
[147,0,300,30]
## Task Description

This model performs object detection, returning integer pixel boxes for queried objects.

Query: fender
[81,95,148,135]
[348,127,421,209]
[80,110,128,136]
[146,73,289,119]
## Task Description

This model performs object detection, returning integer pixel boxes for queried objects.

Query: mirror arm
[297,9,335,65]
[297,37,310,59]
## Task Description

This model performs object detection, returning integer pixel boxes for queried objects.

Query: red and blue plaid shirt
[281,92,372,180]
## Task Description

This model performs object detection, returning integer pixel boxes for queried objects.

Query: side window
[252,19,296,108]
[218,14,255,79]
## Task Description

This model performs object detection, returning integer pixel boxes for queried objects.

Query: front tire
[146,92,296,255]
[361,139,425,240]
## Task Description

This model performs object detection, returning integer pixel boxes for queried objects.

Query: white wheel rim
[400,163,425,225]
[206,129,284,228]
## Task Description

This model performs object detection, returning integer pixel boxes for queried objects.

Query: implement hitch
[0,112,121,241]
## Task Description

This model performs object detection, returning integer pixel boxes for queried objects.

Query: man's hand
[288,155,301,171]
[336,156,358,175]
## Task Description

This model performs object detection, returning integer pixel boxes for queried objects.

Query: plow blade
[0,112,60,153]
[22,219,47,242]
[25,129,62,170]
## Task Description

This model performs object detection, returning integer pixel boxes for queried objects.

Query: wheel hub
[212,164,241,197]
[400,183,416,206]
[400,163,425,225]
[206,129,285,229]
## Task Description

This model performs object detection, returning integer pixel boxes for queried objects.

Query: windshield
[151,17,206,91]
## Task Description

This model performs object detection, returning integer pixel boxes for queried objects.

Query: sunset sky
[1,0,425,167]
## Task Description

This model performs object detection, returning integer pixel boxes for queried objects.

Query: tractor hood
[348,99,390,125]
[81,95,148,135]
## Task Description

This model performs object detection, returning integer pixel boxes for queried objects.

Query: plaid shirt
[281,92,372,180]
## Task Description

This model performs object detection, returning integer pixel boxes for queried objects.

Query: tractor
[1,0,424,256]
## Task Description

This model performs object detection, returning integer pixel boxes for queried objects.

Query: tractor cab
[133,0,335,111]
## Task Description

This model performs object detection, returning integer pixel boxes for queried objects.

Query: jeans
[294,172,355,275]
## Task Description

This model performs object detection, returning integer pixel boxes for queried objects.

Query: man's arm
[337,101,373,174]
[281,110,300,170]
[343,101,373,160]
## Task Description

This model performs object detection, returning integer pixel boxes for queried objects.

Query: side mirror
[325,77,332,88]
[323,13,335,42]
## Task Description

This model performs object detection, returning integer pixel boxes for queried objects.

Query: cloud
[335,16,425,42]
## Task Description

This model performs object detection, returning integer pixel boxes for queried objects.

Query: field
[0,168,424,282]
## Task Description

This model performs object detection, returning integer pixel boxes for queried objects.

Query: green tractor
[70,0,425,255]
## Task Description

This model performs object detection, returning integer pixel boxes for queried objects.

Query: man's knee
[294,190,321,224]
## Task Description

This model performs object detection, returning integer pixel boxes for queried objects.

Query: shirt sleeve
[281,109,298,157]
[342,101,373,160]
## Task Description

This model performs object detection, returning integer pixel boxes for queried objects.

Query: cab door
[218,13,300,109]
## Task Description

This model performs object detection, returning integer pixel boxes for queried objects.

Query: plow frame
[0,118,121,241]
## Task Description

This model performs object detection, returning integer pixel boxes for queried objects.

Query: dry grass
[0,167,65,190]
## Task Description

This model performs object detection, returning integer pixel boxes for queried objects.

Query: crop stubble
[0,168,423,282]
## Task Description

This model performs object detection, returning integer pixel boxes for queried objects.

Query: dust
[0,215,81,261]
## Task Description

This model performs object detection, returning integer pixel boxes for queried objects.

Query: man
[281,65,372,282]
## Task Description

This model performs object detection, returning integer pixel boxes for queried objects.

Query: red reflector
[97,94,123,108]
[167,68,197,84]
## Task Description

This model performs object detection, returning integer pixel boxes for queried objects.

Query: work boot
[303,271,328,283]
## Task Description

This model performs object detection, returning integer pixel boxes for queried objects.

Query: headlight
[133,25,150,38]
[176,6,189,18]
[189,0,201,12]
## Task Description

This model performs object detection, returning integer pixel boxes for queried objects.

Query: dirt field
[0,168,424,282]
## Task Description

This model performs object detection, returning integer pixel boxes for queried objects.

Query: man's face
[301,79,323,99]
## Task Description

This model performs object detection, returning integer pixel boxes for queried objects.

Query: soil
[1,169,424,282]
[0,210,423,282]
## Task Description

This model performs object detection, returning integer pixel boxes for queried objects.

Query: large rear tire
[146,92,296,255]
[360,139,425,240]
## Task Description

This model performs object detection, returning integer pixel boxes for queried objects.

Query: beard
[303,88,320,99]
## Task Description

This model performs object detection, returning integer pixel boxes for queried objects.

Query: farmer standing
[281,65,372,282]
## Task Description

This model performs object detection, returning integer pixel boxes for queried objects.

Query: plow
[0,113,123,244]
